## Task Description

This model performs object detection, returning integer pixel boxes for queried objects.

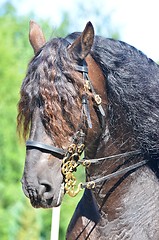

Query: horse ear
[68,21,94,60]
[29,20,46,54]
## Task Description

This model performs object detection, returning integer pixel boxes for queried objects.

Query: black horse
[17,21,159,239]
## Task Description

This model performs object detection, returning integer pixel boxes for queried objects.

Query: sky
[1,0,159,61]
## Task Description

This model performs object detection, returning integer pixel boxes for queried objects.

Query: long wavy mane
[17,37,83,141]
[18,33,159,152]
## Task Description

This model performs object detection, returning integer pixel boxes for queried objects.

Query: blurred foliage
[0,1,119,239]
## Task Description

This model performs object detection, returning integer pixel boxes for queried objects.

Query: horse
[17,20,159,239]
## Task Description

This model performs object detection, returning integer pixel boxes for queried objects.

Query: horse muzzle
[21,178,64,208]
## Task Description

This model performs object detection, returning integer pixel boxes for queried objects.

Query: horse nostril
[39,182,53,199]
[44,184,52,193]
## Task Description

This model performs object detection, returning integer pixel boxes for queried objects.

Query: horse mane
[17,32,159,153]
[90,36,159,151]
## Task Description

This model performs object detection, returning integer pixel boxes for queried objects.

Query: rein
[26,139,151,196]
[26,51,152,197]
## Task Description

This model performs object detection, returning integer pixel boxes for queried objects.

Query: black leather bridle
[26,140,66,159]
[26,138,150,190]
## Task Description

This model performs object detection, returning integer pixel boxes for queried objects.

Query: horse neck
[67,55,159,239]
[84,55,159,223]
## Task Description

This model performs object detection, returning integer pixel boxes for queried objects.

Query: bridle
[26,137,150,196]
[26,37,153,197]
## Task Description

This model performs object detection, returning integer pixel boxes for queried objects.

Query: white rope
[50,206,61,240]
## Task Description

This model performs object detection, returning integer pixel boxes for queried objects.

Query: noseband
[26,38,154,197]
[26,140,65,159]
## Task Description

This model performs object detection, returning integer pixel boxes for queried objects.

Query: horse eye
[67,78,72,83]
